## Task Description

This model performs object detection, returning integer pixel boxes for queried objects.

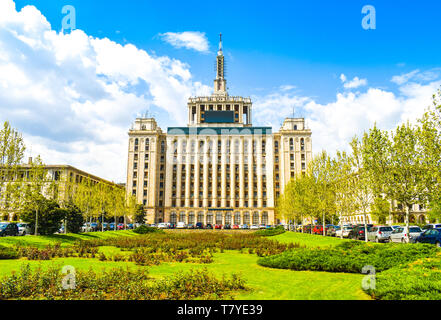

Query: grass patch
[147,251,370,300]
[0,230,138,248]
[272,231,349,247]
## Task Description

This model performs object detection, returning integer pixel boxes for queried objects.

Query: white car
[335,226,353,238]
[157,223,169,229]
[176,222,186,229]
[17,223,31,236]
[250,224,260,230]
[367,226,393,243]
[389,226,423,243]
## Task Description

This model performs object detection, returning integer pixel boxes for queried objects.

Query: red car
[232,224,240,230]
[214,224,223,229]
[312,225,329,235]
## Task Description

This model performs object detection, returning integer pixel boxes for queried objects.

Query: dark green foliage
[133,225,163,234]
[62,203,84,234]
[254,226,285,237]
[257,241,440,273]
[0,264,247,300]
[20,199,64,235]
[0,245,18,260]
[367,256,441,300]
[133,204,146,224]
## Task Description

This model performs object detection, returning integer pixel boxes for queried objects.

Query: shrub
[254,226,285,237]
[367,255,441,300]
[0,245,18,260]
[0,264,247,300]
[257,242,440,273]
[133,225,163,234]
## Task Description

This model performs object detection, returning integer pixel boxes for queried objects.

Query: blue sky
[2,0,441,182]
[14,0,441,102]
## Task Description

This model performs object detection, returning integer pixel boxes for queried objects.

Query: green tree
[330,150,356,238]
[17,156,48,235]
[309,151,335,236]
[20,198,64,235]
[61,202,84,233]
[386,122,427,232]
[0,121,26,220]
[133,204,146,224]
[418,88,441,222]
[350,136,375,242]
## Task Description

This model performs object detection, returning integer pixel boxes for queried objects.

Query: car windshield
[0,224,7,229]
[380,227,393,231]
[409,227,421,232]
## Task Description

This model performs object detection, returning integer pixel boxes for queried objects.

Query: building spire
[218,33,223,54]
[214,32,227,95]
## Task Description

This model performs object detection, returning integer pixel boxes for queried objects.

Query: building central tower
[127,34,312,226]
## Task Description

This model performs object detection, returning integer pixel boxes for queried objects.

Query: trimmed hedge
[254,226,286,237]
[257,241,439,273]
[133,225,164,235]
[0,245,18,260]
[366,255,441,300]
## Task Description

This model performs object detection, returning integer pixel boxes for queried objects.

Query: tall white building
[127,35,312,225]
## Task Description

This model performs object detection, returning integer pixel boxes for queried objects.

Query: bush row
[0,264,247,300]
[254,226,286,237]
[366,254,441,300]
[257,241,440,273]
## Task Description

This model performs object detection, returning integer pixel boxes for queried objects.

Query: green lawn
[0,230,138,248]
[148,251,370,300]
[272,231,350,247]
[0,230,370,300]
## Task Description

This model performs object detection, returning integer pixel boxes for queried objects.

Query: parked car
[422,224,441,230]
[259,224,266,229]
[214,224,223,230]
[389,226,423,243]
[127,223,134,230]
[367,225,393,243]
[336,226,353,238]
[157,222,168,229]
[100,222,110,231]
[302,224,314,233]
[90,223,99,231]
[206,224,213,229]
[416,228,441,247]
[232,224,240,230]
[0,223,19,237]
[240,224,249,229]
[195,222,204,229]
[348,225,371,240]
[16,223,31,236]
[174,222,185,229]
[326,225,340,237]
[223,224,231,230]
[250,224,260,230]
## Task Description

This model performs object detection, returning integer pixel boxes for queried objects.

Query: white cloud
[0,0,210,183]
[340,74,368,89]
[391,69,420,85]
[254,78,441,157]
[391,68,441,85]
[159,31,209,53]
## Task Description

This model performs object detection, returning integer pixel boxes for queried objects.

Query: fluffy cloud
[340,74,368,89]
[0,0,210,183]
[159,31,210,53]
[254,73,441,156]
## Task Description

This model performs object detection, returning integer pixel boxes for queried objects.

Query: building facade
[126,36,312,225]
[1,159,122,221]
